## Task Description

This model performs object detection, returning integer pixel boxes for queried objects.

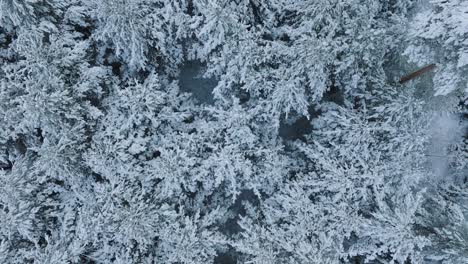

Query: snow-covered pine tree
[405,0,468,97]
[85,0,189,73]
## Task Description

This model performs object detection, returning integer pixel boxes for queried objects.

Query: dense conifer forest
[0,0,467,263]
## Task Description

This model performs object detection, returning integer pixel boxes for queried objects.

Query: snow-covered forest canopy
[0,0,467,263]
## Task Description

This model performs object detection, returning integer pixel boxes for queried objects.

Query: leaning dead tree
[399,64,436,84]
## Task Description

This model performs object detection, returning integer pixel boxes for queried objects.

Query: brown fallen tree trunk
[399,64,436,84]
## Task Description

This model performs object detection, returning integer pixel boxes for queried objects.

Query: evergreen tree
[405,0,468,97]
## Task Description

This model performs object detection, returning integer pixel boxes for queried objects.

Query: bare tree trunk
[399,64,436,84]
